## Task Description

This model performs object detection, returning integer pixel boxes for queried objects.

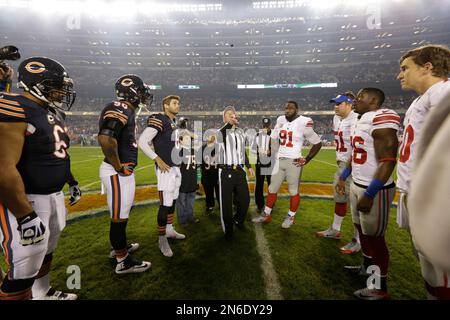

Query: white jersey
[351,109,400,186]
[271,115,321,159]
[397,79,450,192]
[333,111,358,163]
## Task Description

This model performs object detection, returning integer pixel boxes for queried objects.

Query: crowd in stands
[69,61,403,95]
[73,93,416,113]
[67,113,334,146]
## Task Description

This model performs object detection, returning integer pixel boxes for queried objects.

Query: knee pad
[157,205,171,226]
[109,221,128,250]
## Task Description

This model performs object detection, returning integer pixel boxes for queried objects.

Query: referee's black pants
[255,163,272,211]
[219,167,250,235]
[201,172,219,208]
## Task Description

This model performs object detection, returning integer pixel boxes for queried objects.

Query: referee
[251,117,273,214]
[216,106,254,237]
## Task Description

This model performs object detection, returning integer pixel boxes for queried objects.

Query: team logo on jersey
[47,114,56,124]
[25,61,46,74]
[121,78,133,87]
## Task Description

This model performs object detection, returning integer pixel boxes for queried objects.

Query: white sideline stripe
[71,156,104,164]
[252,216,284,300]
[310,159,338,167]
[80,163,154,191]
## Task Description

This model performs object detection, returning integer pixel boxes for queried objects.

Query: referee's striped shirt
[216,123,250,168]
[251,130,272,165]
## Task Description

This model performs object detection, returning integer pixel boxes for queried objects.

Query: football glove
[293,157,306,167]
[16,211,47,246]
[69,180,82,206]
[117,162,135,176]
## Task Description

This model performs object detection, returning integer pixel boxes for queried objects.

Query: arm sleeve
[250,134,258,154]
[371,110,401,135]
[147,115,164,132]
[138,127,159,160]
[304,127,322,145]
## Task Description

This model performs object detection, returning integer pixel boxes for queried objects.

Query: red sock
[335,202,347,217]
[290,194,300,212]
[266,193,277,209]
[354,223,373,258]
[368,235,389,276]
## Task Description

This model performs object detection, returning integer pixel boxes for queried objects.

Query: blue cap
[330,94,353,104]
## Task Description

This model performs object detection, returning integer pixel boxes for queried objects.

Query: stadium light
[0,0,223,15]
[252,0,405,10]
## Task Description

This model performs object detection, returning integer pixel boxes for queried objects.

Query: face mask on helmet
[137,84,153,110]
[37,76,76,111]
[18,57,76,111]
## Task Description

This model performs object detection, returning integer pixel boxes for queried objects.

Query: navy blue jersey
[0,92,70,194]
[99,101,138,165]
[179,147,197,193]
[147,113,177,167]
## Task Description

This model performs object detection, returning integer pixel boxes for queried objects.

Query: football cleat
[316,227,341,239]
[252,213,272,224]
[340,240,361,254]
[159,236,173,257]
[109,243,140,259]
[166,229,186,240]
[115,255,151,274]
[281,215,295,229]
[33,287,78,300]
[343,265,369,277]
[206,207,214,214]
[354,286,390,300]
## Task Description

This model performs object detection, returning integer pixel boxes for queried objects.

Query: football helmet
[17,57,76,110]
[115,74,153,110]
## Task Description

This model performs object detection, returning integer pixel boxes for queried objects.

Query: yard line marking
[253,218,284,300]
[80,163,154,191]
[71,156,104,164]
[311,159,338,167]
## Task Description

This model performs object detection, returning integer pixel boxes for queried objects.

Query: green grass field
[45,199,424,300]
[3,147,421,300]
[68,146,340,193]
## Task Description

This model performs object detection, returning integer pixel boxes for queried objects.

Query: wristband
[339,167,352,181]
[68,180,79,187]
[364,179,384,198]
[17,211,37,224]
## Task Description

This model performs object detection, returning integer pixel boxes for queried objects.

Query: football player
[0,57,78,300]
[252,100,322,228]
[138,95,185,258]
[98,74,152,274]
[316,92,361,254]
[396,44,450,299]
[337,88,400,300]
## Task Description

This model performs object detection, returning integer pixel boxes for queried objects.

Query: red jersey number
[399,125,414,163]
[335,131,347,152]
[279,130,293,148]
[351,136,367,164]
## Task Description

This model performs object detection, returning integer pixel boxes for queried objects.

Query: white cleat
[109,243,140,259]
[340,240,362,254]
[281,215,295,229]
[115,255,151,274]
[166,229,186,240]
[252,214,273,224]
[316,227,342,239]
[159,236,173,257]
[33,287,78,300]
